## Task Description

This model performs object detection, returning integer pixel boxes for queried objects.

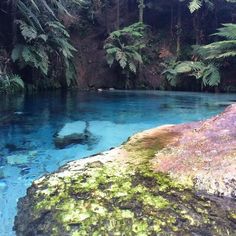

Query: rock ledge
[14,104,236,236]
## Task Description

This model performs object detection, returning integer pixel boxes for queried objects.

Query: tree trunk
[11,0,18,49]
[170,3,174,38]
[116,0,120,30]
[213,5,218,41]
[193,12,201,45]
[176,1,182,57]
[104,3,109,34]
[138,0,144,23]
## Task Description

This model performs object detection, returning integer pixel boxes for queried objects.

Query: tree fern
[16,20,38,42]
[188,0,214,13]
[189,0,202,13]
[17,0,44,32]
[0,74,24,94]
[12,44,49,75]
[12,0,77,87]
[213,23,236,40]
[104,23,146,77]
[46,21,70,38]
[163,60,220,87]
[9,74,25,90]
[195,24,236,60]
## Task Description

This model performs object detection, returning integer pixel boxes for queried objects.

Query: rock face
[14,105,236,235]
[151,103,236,198]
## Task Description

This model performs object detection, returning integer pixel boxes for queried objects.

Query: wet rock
[54,133,90,149]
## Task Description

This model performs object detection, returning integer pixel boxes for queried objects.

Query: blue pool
[0,90,235,235]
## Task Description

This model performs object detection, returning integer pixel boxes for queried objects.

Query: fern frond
[195,24,236,61]
[16,20,38,41]
[189,0,202,13]
[46,21,70,37]
[9,74,25,89]
[104,23,146,76]
[163,60,220,87]
[17,0,44,32]
[213,24,236,40]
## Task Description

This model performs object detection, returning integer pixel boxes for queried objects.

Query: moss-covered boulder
[14,105,236,235]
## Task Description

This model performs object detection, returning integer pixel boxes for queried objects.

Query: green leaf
[189,0,202,13]
[129,62,137,73]
[11,44,23,62]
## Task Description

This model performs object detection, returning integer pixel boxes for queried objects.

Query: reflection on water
[0,90,235,235]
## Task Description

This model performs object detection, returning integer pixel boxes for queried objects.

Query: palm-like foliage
[188,0,214,13]
[104,23,146,77]
[163,23,236,88]
[195,24,236,59]
[2,74,24,93]
[163,59,220,87]
[0,73,24,94]
[0,50,24,93]
[11,0,77,87]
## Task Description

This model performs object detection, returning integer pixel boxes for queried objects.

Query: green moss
[227,211,236,223]
[139,193,169,209]
[24,132,236,235]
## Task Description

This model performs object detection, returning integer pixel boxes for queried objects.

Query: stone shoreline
[14,104,236,235]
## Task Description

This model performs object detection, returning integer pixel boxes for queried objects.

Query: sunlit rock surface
[151,103,236,198]
[14,105,236,235]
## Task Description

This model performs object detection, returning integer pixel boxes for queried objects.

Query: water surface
[0,90,235,235]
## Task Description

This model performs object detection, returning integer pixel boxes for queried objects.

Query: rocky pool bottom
[14,105,236,236]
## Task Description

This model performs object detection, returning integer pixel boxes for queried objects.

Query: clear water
[0,90,235,236]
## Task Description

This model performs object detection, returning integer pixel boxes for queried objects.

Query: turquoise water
[0,90,235,235]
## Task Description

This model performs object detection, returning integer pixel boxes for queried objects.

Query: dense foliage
[0,0,78,92]
[196,24,236,59]
[0,0,236,92]
[104,23,145,77]
[163,60,220,87]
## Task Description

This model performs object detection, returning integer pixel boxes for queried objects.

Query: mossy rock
[14,136,236,235]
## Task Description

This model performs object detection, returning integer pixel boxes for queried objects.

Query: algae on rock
[15,126,236,235]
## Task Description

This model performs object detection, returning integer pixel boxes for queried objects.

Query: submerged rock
[5,143,26,152]
[54,121,98,149]
[6,151,37,165]
[14,105,236,235]
[57,121,87,137]
[0,180,7,190]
